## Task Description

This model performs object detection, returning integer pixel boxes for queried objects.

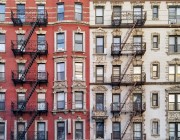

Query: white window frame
[0,34,5,52]
[35,120,48,140]
[55,120,67,140]
[74,62,83,81]
[73,30,85,52]
[0,63,5,81]
[55,31,66,52]
[73,120,85,140]
[151,119,160,136]
[0,121,7,140]
[56,62,66,81]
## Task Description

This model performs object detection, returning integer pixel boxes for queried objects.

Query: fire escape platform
[11,9,48,26]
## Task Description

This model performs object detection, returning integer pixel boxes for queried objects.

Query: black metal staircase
[11,8,48,140]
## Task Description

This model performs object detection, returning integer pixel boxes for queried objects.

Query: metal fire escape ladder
[20,50,39,81]
[18,111,39,140]
[121,21,137,50]
[19,19,39,52]
[121,112,136,139]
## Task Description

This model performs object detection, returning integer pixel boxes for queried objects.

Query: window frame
[96,36,104,54]
[152,121,159,135]
[0,4,5,22]
[169,93,180,111]
[56,62,65,81]
[56,33,65,52]
[169,7,180,24]
[95,6,104,24]
[133,122,142,140]
[96,65,104,83]
[169,36,180,53]
[0,122,5,140]
[57,3,64,21]
[152,5,159,19]
[112,122,121,139]
[74,62,83,81]
[74,33,83,52]
[169,122,180,139]
[0,34,5,52]
[152,63,159,78]
[96,121,104,138]
[0,63,5,81]
[96,93,104,111]
[75,91,83,109]
[152,35,158,49]
[168,65,180,82]
[57,92,65,110]
[75,121,83,139]
[57,121,65,140]
[151,93,159,107]
[0,92,5,111]
[75,3,82,21]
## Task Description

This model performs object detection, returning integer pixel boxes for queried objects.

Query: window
[152,64,159,78]
[75,122,83,139]
[169,122,180,139]
[96,66,104,83]
[112,122,121,139]
[75,3,82,21]
[152,121,159,135]
[153,35,158,49]
[17,4,25,22]
[133,66,142,82]
[74,33,83,51]
[0,93,5,111]
[56,33,65,51]
[75,92,83,109]
[0,122,5,140]
[133,7,142,20]
[96,7,103,24]
[17,122,25,140]
[57,62,65,81]
[169,94,180,111]
[57,92,65,109]
[112,36,121,51]
[17,93,25,110]
[169,7,180,24]
[17,34,24,50]
[169,65,180,82]
[0,63,5,81]
[112,65,120,77]
[133,122,142,140]
[169,36,180,53]
[96,121,104,138]
[57,122,65,140]
[37,5,45,19]
[96,93,104,111]
[57,3,64,21]
[37,35,45,51]
[37,93,46,110]
[0,4,5,21]
[152,93,158,107]
[152,6,159,19]
[74,62,83,80]
[37,122,46,140]
[112,94,120,111]
[113,6,121,17]
[38,64,46,80]
[18,63,25,80]
[96,37,104,53]
[0,34,5,52]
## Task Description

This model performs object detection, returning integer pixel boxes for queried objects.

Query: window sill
[93,53,107,55]
[54,51,66,53]
[152,18,159,21]
[70,109,87,114]
[72,51,85,54]
[0,51,5,53]
[52,109,69,114]
[151,134,160,137]
[167,52,180,55]
[151,77,160,80]
[151,106,159,109]
[151,48,160,50]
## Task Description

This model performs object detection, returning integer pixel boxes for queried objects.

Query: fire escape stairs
[19,19,39,52]
[20,50,39,81]
[18,111,39,140]
[121,112,136,139]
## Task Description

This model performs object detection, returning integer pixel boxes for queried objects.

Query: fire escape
[10,9,48,140]
[111,11,146,140]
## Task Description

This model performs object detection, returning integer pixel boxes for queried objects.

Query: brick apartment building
[0,0,90,140]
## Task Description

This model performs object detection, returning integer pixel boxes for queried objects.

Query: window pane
[96,8,103,16]
[169,66,175,74]
[57,122,65,140]
[57,33,65,51]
